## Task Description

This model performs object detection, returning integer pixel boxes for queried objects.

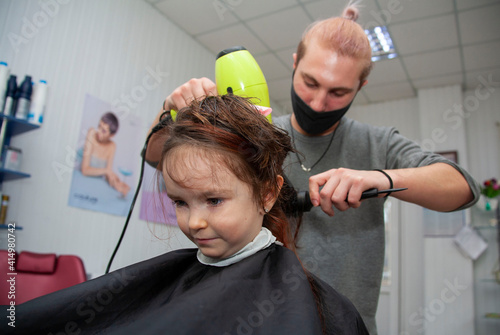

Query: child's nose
[188,210,208,230]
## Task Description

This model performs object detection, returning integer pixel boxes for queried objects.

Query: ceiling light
[365,26,397,62]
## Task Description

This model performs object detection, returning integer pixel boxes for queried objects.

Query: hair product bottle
[14,75,32,120]
[28,80,48,124]
[3,75,18,116]
[0,62,10,115]
[0,194,9,225]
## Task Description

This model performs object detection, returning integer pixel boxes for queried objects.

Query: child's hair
[159,94,296,248]
[100,112,119,135]
[295,2,373,83]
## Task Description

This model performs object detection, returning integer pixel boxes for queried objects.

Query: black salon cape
[1,244,368,335]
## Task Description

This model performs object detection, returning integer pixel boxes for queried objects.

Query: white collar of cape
[197,227,283,267]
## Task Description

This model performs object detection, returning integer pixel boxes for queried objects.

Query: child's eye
[172,200,187,208]
[207,198,223,206]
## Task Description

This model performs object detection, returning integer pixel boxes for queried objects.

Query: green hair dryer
[215,46,272,123]
[171,46,271,122]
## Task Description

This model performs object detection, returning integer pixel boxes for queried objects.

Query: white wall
[465,86,500,182]
[0,0,218,278]
[418,86,475,335]
[463,86,500,335]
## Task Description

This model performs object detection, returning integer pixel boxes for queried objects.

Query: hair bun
[342,5,359,21]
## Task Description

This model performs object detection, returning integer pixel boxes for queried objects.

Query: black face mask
[290,78,354,135]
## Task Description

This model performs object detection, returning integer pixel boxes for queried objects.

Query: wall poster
[68,94,142,216]
[139,163,177,226]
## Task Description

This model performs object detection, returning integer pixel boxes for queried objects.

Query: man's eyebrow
[301,72,354,92]
[331,86,355,93]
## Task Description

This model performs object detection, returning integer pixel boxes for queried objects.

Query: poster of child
[68,94,142,216]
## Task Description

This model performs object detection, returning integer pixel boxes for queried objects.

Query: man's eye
[208,198,223,206]
[305,82,317,88]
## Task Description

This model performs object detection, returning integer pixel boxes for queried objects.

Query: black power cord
[105,113,172,274]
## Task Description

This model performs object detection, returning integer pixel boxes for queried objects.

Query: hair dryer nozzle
[216,46,247,59]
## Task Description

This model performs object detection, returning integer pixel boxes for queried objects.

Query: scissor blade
[376,187,408,195]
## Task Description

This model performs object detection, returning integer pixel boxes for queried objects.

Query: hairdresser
[145,4,480,334]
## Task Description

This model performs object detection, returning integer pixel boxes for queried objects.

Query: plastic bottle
[3,75,17,116]
[0,62,10,115]
[0,194,9,225]
[14,75,32,120]
[28,80,48,124]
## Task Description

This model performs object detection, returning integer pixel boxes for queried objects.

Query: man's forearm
[387,163,474,212]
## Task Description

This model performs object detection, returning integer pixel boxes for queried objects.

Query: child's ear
[262,176,284,213]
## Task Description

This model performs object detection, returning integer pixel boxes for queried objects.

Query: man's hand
[308,168,392,216]
[308,163,475,216]
[146,78,217,165]
[163,77,217,112]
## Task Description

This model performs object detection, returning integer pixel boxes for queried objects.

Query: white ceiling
[144,0,500,113]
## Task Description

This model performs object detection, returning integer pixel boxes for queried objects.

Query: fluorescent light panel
[365,26,397,62]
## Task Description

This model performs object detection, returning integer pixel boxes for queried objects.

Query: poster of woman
[68,94,142,216]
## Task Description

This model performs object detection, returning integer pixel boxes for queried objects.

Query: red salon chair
[0,250,87,305]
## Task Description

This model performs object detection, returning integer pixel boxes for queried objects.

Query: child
[2,95,368,334]
[81,111,130,197]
